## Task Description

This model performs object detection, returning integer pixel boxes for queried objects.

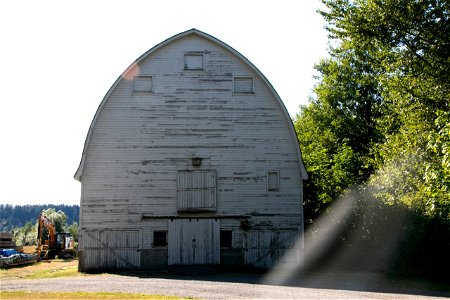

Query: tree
[41,208,67,232]
[12,221,37,246]
[294,40,385,223]
[295,0,450,279]
[301,0,450,218]
[0,204,80,232]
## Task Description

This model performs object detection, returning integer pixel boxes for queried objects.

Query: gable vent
[133,76,153,92]
[233,77,254,94]
[184,52,204,70]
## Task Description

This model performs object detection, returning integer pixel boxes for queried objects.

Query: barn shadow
[260,188,450,296]
[108,188,450,298]
[111,268,449,298]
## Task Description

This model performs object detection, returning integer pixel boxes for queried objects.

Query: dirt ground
[20,246,37,254]
[1,260,449,299]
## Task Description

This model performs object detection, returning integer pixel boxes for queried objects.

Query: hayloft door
[168,219,220,265]
[177,170,217,211]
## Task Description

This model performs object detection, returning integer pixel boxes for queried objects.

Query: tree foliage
[11,212,78,247]
[295,39,385,223]
[65,222,79,242]
[12,221,38,246]
[0,204,79,232]
[0,205,79,246]
[295,0,449,222]
[41,208,67,233]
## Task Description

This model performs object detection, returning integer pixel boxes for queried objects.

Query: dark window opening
[153,231,167,248]
[220,230,233,248]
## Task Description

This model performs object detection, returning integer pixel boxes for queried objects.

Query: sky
[0,0,329,206]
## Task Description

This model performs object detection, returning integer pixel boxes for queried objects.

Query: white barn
[74,29,307,272]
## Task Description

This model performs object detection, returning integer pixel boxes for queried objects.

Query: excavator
[37,213,75,259]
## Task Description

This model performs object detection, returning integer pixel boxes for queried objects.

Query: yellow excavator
[37,213,75,259]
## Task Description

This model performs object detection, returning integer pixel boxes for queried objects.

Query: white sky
[0,0,328,206]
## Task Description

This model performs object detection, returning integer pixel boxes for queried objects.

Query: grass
[0,258,80,280]
[0,291,189,299]
[1,259,195,299]
[26,265,79,279]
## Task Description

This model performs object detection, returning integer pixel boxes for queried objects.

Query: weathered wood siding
[79,229,140,272]
[243,230,300,269]
[177,170,217,211]
[76,29,306,271]
[168,219,220,265]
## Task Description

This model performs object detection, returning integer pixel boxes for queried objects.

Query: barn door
[177,170,217,212]
[244,230,300,269]
[81,230,140,271]
[168,219,220,265]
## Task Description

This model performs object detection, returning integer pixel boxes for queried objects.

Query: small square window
[220,230,233,248]
[133,76,153,92]
[184,53,204,70]
[153,231,167,248]
[267,171,280,192]
[233,77,254,94]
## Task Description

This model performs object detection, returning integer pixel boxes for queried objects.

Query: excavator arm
[37,213,57,258]
[36,212,75,259]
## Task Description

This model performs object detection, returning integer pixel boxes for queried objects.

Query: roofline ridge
[74,29,307,181]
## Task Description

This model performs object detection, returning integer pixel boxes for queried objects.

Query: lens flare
[263,189,358,285]
[122,62,140,80]
[263,185,407,287]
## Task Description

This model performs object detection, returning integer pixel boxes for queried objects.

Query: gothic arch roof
[74,29,307,181]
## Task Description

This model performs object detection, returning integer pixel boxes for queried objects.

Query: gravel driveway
[2,272,449,299]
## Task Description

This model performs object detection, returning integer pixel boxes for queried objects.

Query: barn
[74,29,308,272]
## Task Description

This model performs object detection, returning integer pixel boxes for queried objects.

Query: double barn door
[168,219,220,266]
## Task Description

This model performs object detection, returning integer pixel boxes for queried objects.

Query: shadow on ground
[84,190,450,298]
[106,268,449,299]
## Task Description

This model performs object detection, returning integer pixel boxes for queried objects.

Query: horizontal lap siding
[80,35,303,259]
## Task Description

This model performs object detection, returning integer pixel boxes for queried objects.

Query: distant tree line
[0,204,79,232]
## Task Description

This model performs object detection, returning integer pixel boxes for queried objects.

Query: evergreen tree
[0,204,80,232]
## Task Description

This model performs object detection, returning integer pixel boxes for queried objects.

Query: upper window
[184,52,204,70]
[233,77,254,94]
[267,171,280,192]
[133,76,153,92]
